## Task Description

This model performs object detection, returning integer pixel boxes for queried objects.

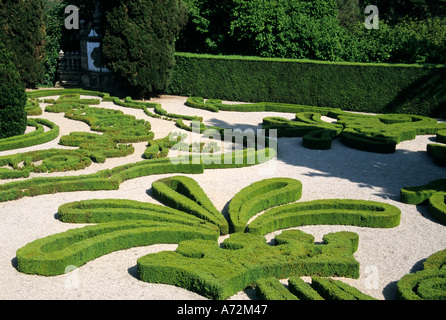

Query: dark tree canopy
[0,0,46,88]
[101,0,188,98]
[0,45,27,139]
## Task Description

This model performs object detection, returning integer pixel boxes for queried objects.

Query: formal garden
[1,0,445,302]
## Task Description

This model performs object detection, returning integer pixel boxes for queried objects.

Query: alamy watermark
[365,5,379,30]
[65,5,79,30]
[168,121,278,175]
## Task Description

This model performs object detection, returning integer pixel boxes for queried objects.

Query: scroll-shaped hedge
[427,143,446,167]
[338,113,443,154]
[256,276,376,300]
[228,178,302,233]
[0,118,59,152]
[152,176,229,234]
[0,157,204,203]
[246,199,401,235]
[255,277,299,300]
[400,179,446,205]
[262,112,343,146]
[57,199,220,233]
[397,249,446,300]
[428,192,446,225]
[437,130,446,144]
[16,220,219,276]
[137,230,360,300]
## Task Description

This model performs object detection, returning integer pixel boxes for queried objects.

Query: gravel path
[1,94,445,300]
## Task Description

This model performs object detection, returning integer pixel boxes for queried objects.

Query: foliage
[177,0,446,65]
[0,0,46,88]
[41,2,65,86]
[0,46,28,139]
[101,0,188,98]
[184,97,446,154]
[168,53,446,117]
[397,248,446,300]
[0,118,59,153]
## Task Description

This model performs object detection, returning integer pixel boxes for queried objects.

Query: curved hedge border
[15,175,403,299]
[0,157,204,202]
[152,176,229,234]
[0,118,59,152]
[255,276,376,300]
[427,129,446,166]
[397,248,446,300]
[228,178,302,233]
[428,192,446,225]
[0,148,92,179]
[137,230,360,300]
[185,97,446,153]
[16,220,218,276]
[246,199,401,235]
[57,199,219,232]
[400,179,446,205]
[400,180,446,226]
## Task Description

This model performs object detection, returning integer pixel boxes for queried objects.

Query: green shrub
[137,230,360,300]
[255,277,298,300]
[288,276,324,300]
[400,179,446,205]
[310,277,377,300]
[340,128,398,154]
[16,220,218,276]
[397,269,446,300]
[437,130,446,144]
[168,53,446,117]
[427,144,446,166]
[228,178,302,233]
[25,99,42,116]
[428,192,446,225]
[423,249,446,271]
[0,46,28,139]
[397,248,446,300]
[247,199,401,235]
[0,158,204,202]
[57,199,219,233]
[152,176,228,234]
[0,118,59,152]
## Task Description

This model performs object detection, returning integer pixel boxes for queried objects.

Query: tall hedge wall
[167,53,446,117]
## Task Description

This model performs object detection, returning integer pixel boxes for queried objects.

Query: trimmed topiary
[310,277,377,300]
[137,230,360,300]
[428,192,446,225]
[397,248,446,300]
[427,143,446,167]
[228,178,302,233]
[0,118,59,152]
[246,199,401,235]
[288,276,324,300]
[152,175,229,234]
[0,46,28,139]
[255,277,299,300]
[16,220,218,276]
[400,179,446,205]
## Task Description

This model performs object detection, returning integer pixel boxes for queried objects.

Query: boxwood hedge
[0,118,59,152]
[246,199,401,235]
[152,176,229,234]
[228,178,302,233]
[16,220,218,276]
[137,230,360,300]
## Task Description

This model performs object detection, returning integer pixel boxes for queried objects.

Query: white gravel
[0,94,445,300]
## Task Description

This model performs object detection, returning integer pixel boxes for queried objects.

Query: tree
[229,0,346,60]
[101,0,188,99]
[0,45,28,139]
[0,0,47,88]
